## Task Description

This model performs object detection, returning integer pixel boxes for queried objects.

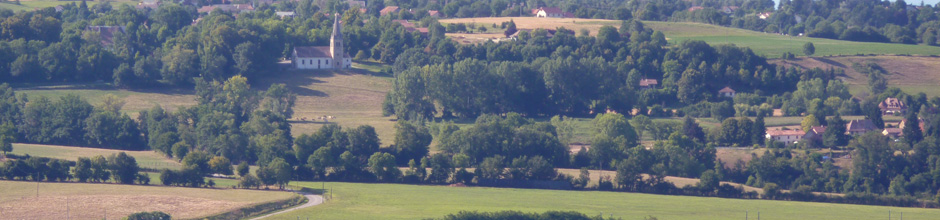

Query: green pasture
[10,143,182,170]
[0,0,136,11]
[263,181,940,220]
[644,21,940,58]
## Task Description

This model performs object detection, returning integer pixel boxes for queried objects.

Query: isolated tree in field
[503,19,517,37]
[108,152,140,184]
[698,169,720,193]
[368,152,401,182]
[0,122,13,155]
[237,161,249,177]
[802,42,815,56]
[209,156,233,175]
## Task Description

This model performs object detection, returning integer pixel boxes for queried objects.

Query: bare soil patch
[0,195,245,220]
[771,56,940,86]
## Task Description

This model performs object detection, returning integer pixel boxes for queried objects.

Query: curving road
[249,192,325,220]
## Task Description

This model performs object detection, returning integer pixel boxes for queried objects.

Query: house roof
[539,7,563,14]
[847,119,878,133]
[719,86,735,93]
[811,126,826,134]
[348,0,365,8]
[639,79,658,87]
[530,8,540,15]
[85,26,126,47]
[766,129,805,136]
[198,4,254,14]
[428,10,440,17]
[879,97,906,110]
[688,6,705,12]
[393,20,416,28]
[380,6,400,16]
[883,128,903,135]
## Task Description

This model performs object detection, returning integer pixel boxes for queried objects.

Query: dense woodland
[1,0,940,209]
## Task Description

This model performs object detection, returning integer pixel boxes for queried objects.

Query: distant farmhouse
[84,26,126,48]
[380,6,400,16]
[879,97,907,115]
[718,86,736,98]
[535,7,573,18]
[198,4,255,15]
[292,14,351,69]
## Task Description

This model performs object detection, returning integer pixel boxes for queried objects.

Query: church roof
[294,46,351,58]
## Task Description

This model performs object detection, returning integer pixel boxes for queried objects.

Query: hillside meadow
[262,181,940,220]
[439,17,940,58]
[772,56,940,97]
[0,180,295,219]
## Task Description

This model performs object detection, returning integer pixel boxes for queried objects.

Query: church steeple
[330,13,344,68]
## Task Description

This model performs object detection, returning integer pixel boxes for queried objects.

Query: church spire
[330,13,344,68]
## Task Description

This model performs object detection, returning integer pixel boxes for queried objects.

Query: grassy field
[773,56,940,97]
[0,0,136,11]
[0,180,295,219]
[10,143,182,170]
[439,17,940,58]
[262,181,940,220]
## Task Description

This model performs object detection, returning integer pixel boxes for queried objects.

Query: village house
[879,97,907,115]
[639,79,658,90]
[719,86,736,98]
[766,129,806,145]
[84,26,126,48]
[276,11,295,18]
[197,4,254,15]
[758,12,772,19]
[292,14,351,70]
[687,6,705,12]
[135,0,159,10]
[721,6,739,14]
[348,0,365,9]
[846,119,879,135]
[380,6,400,16]
[393,20,429,35]
[803,126,827,142]
[428,10,442,18]
[883,128,903,138]
[535,7,574,18]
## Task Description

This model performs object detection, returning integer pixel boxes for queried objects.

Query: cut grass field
[439,17,940,58]
[10,143,182,170]
[0,0,136,11]
[0,180,295,219]
[263,181,940,220]
[772,56,940,97]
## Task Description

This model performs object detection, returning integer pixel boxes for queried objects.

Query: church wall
[294,57,335,69]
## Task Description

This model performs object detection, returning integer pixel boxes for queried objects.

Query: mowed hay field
[264,182,940,220]
[438,17,940,58]
[14,63,397,142]
[0,0,137,11]
[772,56,940,97]
[10,143,182,170]
[0,180,296,219]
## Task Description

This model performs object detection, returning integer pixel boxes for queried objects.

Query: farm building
[535,7,574,18]
[428,10,442,18]
[718,86,736,98]
[803,126,826,142]
[883,128,903,138]
[292,14,351,70]
[879,97,907,115]
[197,4,254,15]
[766,129,805,145]
[846,119,879,135]
[84,26,126,48]
[380,6,400,16]
[639,79,658,90]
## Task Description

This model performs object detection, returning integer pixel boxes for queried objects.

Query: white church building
[292,13,352,69]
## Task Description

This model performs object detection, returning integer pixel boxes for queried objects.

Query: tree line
[0,152,150,185]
